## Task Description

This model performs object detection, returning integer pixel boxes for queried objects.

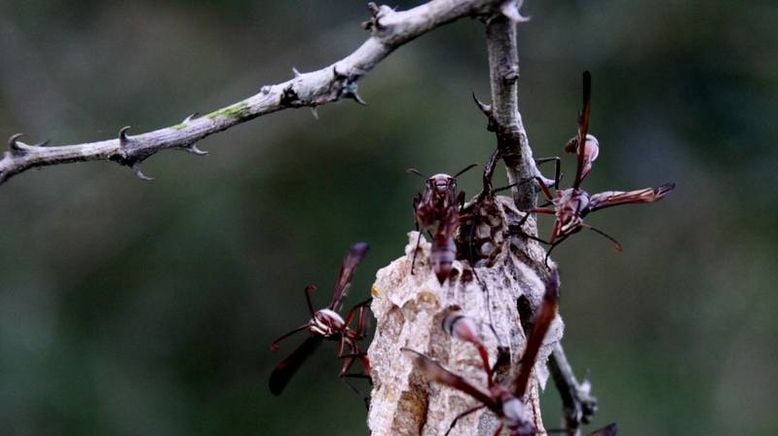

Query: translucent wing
[269,336,323,396]
[512,269,560,397]
[588,183,675,213]
[402,348,498,411]
[328,242,370,311]
[589,423,618,436]
[572,71,592,189]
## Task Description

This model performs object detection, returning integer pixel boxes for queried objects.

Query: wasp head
[426,173,457,198]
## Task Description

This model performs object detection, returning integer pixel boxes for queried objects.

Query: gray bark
[0,0,513,186]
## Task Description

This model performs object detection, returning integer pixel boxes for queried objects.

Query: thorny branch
[366,2,584,436]
[5,1,605,434]
[0,0,516,186]
[480,10,604,435]
[548,343,599,433]
[481,9,539,211]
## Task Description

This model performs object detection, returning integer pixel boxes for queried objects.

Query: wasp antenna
[583,224,622,252]
[454,163,479,178]
[492,182,520,194]
[406,168,426,178]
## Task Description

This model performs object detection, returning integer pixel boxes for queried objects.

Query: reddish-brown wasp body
[404,269,562,436]
[269,242,371,396]
[520,71,675,258]
[409,164,477,284]
[441,307,497,383]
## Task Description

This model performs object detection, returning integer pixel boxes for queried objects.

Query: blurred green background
[0,1,775,435]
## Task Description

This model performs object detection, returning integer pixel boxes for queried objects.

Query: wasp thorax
[310,309,345,336]
[556,209,584,236]
[556,189,590,219]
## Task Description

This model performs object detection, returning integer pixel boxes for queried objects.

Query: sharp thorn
[183,112,199,123]
[8,133,25,151]
[471,92,492,115]
[185,144,209,156]
[292,67,302,77]
[332,65,346,80]
[119,126,132,146]
[500,1,530,23]
[7,134,49,153]
[348,91,368,106]
[310,107,319,120]
[131,163,154,181]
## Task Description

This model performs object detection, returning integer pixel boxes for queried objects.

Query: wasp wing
[588,422,618,436]
[571,71,592,189]
[328,242,370,311]
[513,269,560,398]
[402,348,498,411]
[269,335,323,396]
[588,183,675,213]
